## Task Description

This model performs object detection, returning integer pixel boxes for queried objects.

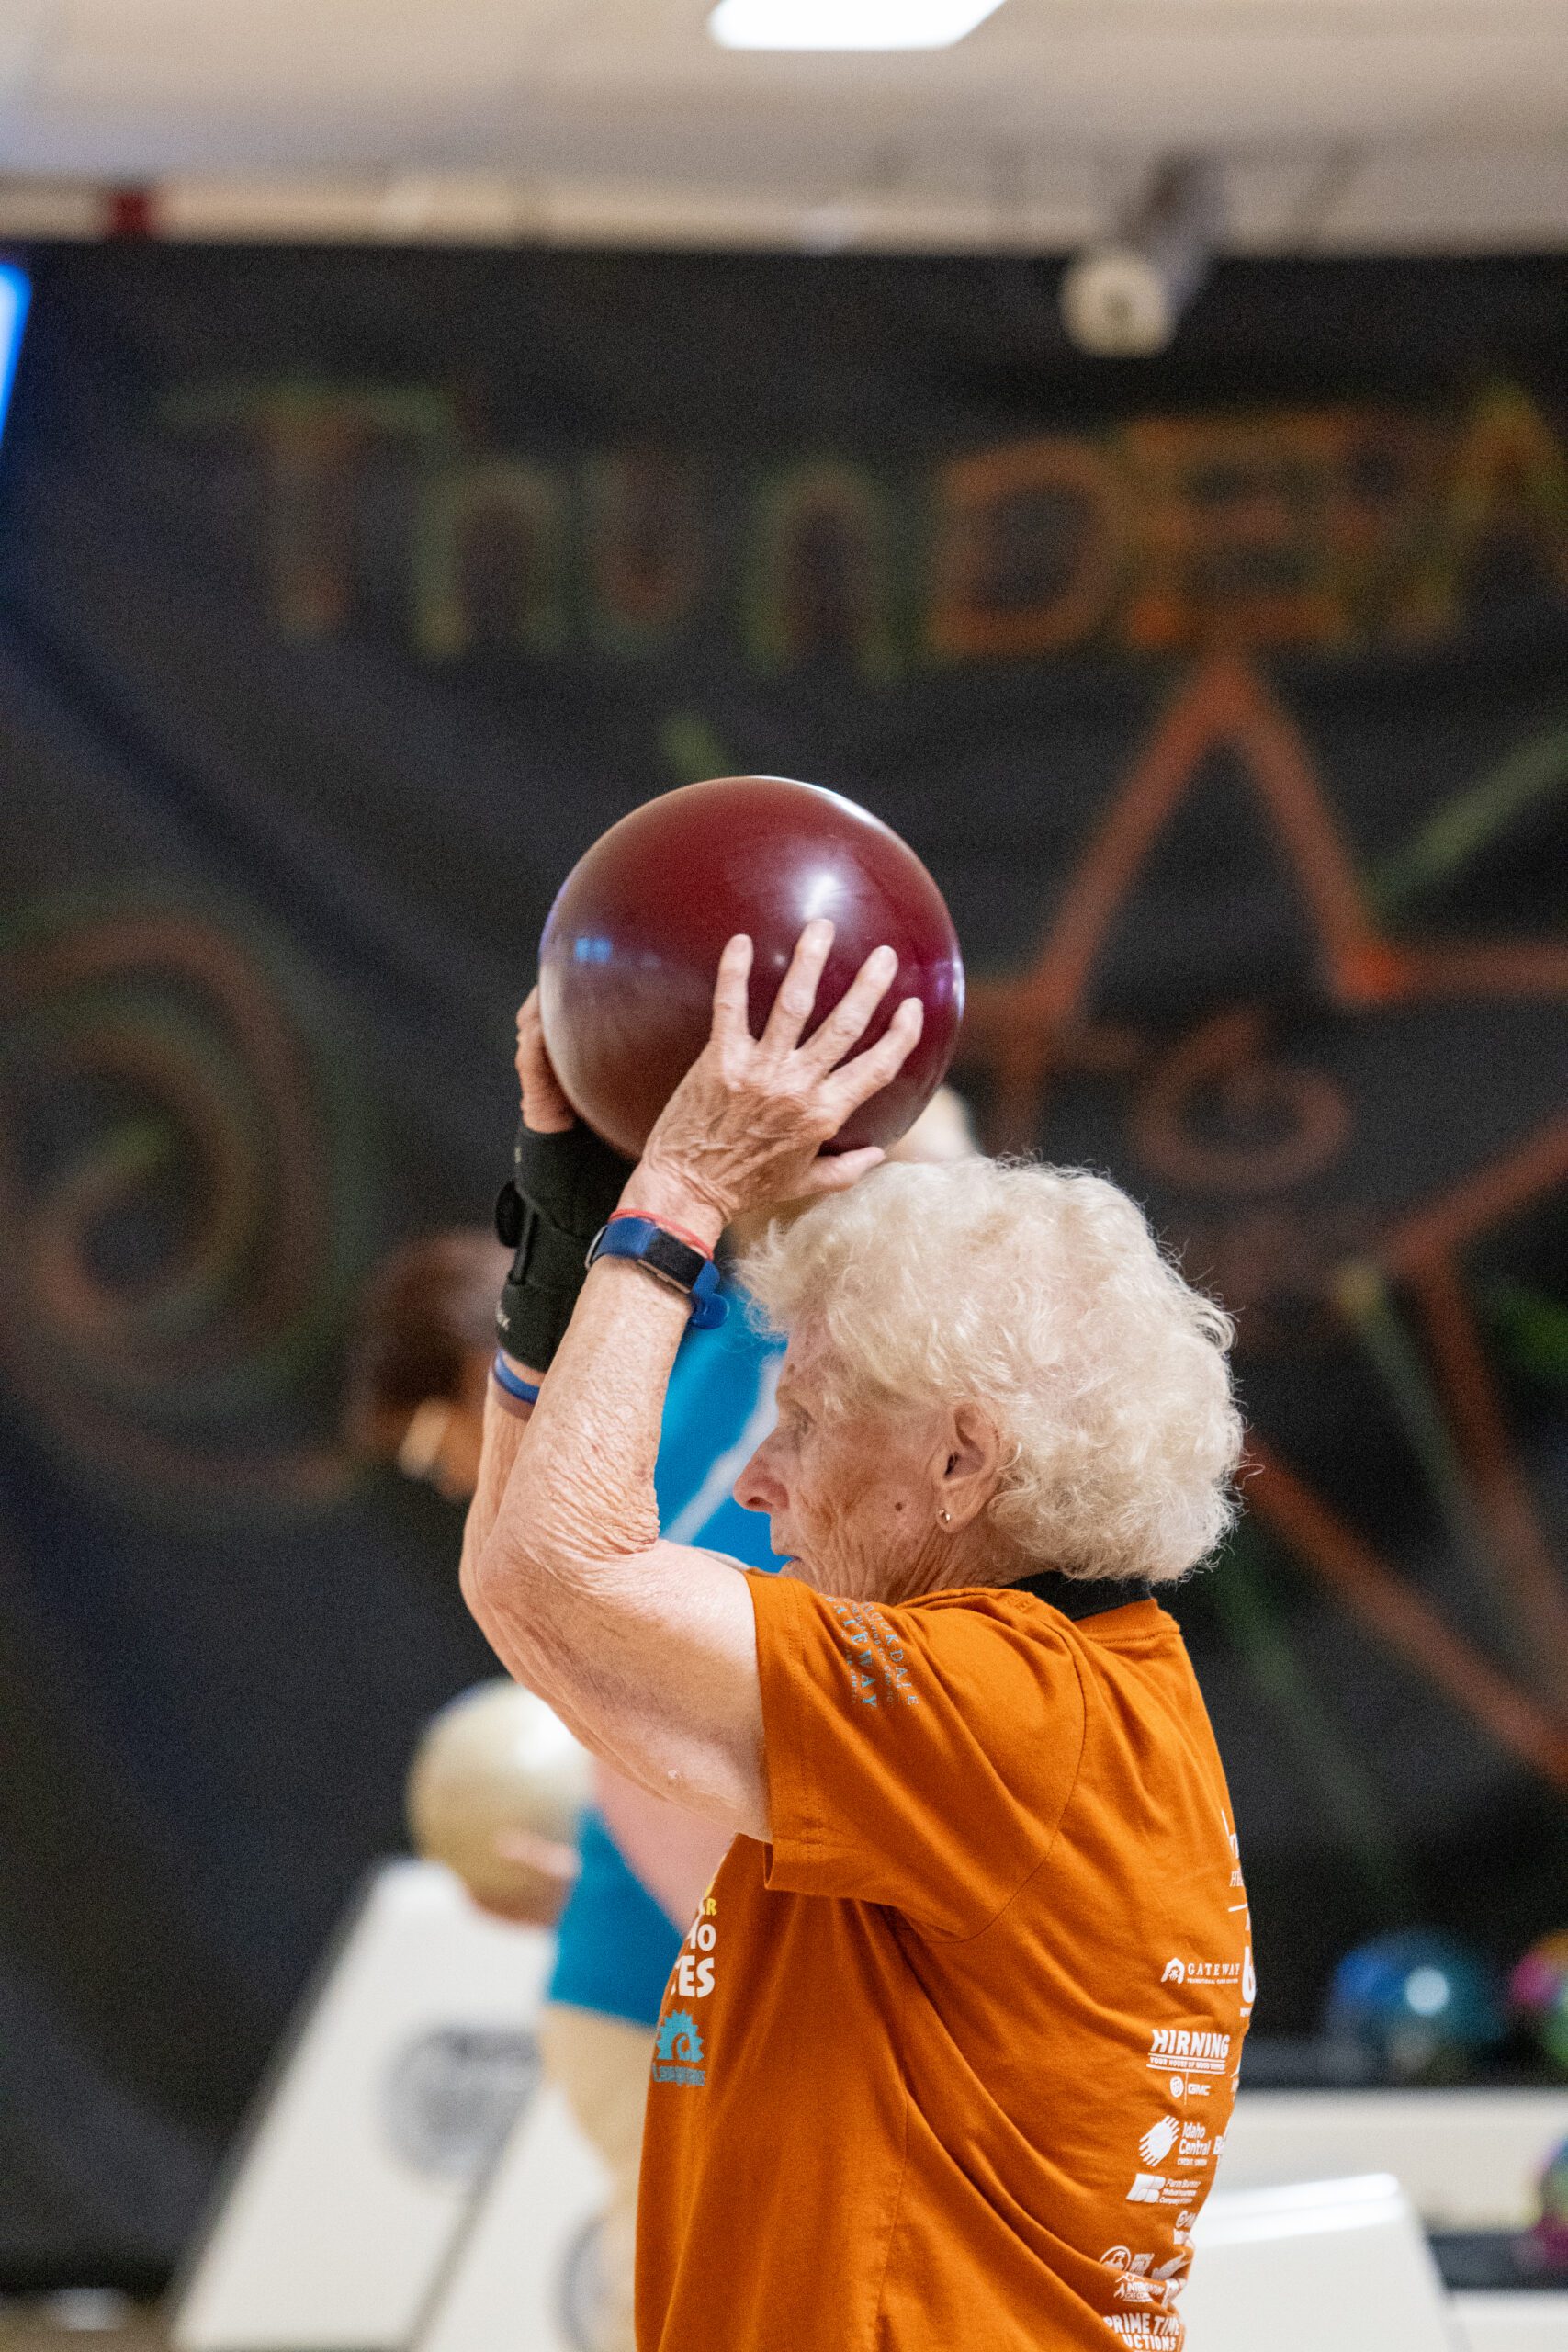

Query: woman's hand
[514,989,576,1135]
[624,919,923,1245]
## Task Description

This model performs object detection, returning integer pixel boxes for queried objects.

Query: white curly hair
[739,1159,1242,1586]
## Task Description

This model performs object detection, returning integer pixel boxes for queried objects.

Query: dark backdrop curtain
[0,243,1565,2277]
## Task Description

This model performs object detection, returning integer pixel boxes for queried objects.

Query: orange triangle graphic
[960,652,1568,1148]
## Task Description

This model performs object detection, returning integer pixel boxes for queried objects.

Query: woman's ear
[934,1402,1004,1531]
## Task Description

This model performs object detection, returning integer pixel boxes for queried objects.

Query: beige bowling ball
[407,1679,592,1918]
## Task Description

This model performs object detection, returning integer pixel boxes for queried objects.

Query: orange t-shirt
[637,1572,1252,2352]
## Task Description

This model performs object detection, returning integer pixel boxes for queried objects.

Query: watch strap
[586,1216,728,1329]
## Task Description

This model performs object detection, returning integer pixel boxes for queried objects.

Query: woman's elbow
[463,1529,539,1646]
[457,1493,514,1632]
[458,1536,490,1630]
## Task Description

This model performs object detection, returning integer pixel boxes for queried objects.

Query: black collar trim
[1014,1569,1154,1622]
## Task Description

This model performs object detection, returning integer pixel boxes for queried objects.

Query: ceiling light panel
[709,0,1007,51]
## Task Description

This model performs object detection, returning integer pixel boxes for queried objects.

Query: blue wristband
[586,1216,728,1330]
[491,1353,541,1405]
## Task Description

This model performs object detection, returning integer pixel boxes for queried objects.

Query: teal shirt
[547,1286,784,2027]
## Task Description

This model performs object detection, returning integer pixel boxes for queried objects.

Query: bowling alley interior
[3,5,1568,2350]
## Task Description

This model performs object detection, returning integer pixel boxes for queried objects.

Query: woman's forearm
[459,1380,532,1617]
[478,1162,724,1600]
[462,1272,697,1708]
[466,1227,768,1834]
[479,1253,691,1600]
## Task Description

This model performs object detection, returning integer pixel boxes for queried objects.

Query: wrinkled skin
[735,1321,1008,1605]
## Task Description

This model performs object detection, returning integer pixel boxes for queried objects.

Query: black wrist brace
[494,1118,633,1371]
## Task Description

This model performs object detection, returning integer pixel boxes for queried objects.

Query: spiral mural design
[0,896,367,1512]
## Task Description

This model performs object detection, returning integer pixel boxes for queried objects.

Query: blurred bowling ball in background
[1510,1931,1568,2072]
[407,1680,592,1921]
[1325,1929,1505,2085]
[1532,2135,1568,2266]
[537,775,964,1159]
[1539,1980,1568,2077]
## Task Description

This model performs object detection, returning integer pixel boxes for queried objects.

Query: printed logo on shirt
[829,1600,919,1708]
[1161,1954,1242,1991]
[1103,2246,1184,2277]
[1130,2116,1222,2196]
[651,2010,705,2088]
[1108,2318,1182,2345]
[1126,2173,1198,2208]
[1174,2120,1218,2170]
[672,1895,718,2002]
[1114,2267,1186,2312]
[1104,2249,1153,2280]
[1114,2275,1167,2309]
[1146,2025,1232,2075]
[1243,1944,1257,2009]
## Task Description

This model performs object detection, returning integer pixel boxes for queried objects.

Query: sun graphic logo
[652,2010,706,2086]
[1138,2116,1179,2168]
[656,2010,703,2066]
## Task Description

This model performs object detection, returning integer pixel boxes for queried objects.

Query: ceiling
[0,0,1564,250]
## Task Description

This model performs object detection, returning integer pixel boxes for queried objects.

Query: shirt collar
[1013,1568,1155,1621]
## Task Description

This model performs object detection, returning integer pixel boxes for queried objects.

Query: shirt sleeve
[746,1572,1087,1941]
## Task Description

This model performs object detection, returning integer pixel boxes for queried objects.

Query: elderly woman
[463,920,1247,2352]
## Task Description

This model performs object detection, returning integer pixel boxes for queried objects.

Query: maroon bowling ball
[537,775,964,1159]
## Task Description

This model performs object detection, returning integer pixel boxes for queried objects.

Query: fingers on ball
[710,933,756,1041]
[800,943,898,1069]
[761,920,836,1053]
[829,995,925,1114]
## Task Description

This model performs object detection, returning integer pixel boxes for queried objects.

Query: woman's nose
[734,1441,784,1518]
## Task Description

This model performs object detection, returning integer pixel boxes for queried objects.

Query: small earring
[939,1508,952,1526]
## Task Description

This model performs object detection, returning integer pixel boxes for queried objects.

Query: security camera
[1060,158,1224,356]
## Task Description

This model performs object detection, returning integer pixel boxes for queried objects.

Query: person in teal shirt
[543,1287,784,2029]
